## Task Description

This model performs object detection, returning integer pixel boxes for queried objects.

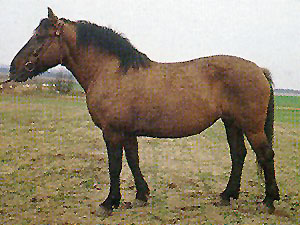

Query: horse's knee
[265,147,275,161]
[246,131,271,159]
[255,144,274,167]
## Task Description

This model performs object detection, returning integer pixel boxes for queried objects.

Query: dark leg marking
[124,136,150,203]
[246,132,280,213]
[220,120,247,203]
[100,132,123,212]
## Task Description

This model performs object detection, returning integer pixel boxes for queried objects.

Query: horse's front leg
[98,131,123,216]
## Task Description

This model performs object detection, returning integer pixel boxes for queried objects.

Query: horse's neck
[62,28,119,92]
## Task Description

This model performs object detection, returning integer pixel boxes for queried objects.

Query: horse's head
[10,8,64,82]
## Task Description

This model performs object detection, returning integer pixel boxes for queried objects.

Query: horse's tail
[262,68,274,148]
[257,68,274,177]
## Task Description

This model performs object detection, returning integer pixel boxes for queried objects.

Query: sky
[0,0,299,89]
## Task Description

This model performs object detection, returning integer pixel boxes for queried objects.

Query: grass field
[0,93,299,224]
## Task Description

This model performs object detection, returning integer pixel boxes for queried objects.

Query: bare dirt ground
[0,93,299,224]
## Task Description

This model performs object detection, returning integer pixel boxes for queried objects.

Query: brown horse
[9,8,280,216]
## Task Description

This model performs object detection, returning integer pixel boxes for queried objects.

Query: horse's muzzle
[9,72,29,82]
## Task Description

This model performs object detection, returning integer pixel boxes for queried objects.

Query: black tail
[256,68,274,177]
[262,68,274,148]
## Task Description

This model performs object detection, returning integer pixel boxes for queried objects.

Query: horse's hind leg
[124,136,150,205]
[220,119,247,204]
[246,131,280,212]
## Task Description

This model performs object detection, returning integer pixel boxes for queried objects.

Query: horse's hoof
[132,199,148,207]
[95,205,113,218]
[257,202,275,214]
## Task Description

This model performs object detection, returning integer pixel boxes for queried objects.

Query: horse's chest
[86,96,132,131]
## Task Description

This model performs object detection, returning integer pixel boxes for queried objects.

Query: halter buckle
[25,61,35,72]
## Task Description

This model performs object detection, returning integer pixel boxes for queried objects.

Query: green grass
[275,96,300,124]
[0,93,299,224]
[275,96,300,108]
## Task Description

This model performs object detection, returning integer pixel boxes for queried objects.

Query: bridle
[1,20,65,85]
[24,20,65,73]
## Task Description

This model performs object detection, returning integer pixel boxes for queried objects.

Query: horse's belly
[132,112,219,138]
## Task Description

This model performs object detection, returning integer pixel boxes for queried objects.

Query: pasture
[0,92,299,224]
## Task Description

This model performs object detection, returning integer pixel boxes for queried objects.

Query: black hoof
[220,190,239,200]
[263,198,276,213]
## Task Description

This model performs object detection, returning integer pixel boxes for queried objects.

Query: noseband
[24,21,64,73]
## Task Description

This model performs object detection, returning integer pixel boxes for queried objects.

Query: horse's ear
[48,7,58,22]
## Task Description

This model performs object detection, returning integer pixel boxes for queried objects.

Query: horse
[9,8,280,216]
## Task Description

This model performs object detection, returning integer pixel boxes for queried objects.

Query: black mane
[76,21,151,72]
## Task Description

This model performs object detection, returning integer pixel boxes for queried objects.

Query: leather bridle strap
[56,21,64,65]
[24,37,53,72]
[25,20,65,72]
